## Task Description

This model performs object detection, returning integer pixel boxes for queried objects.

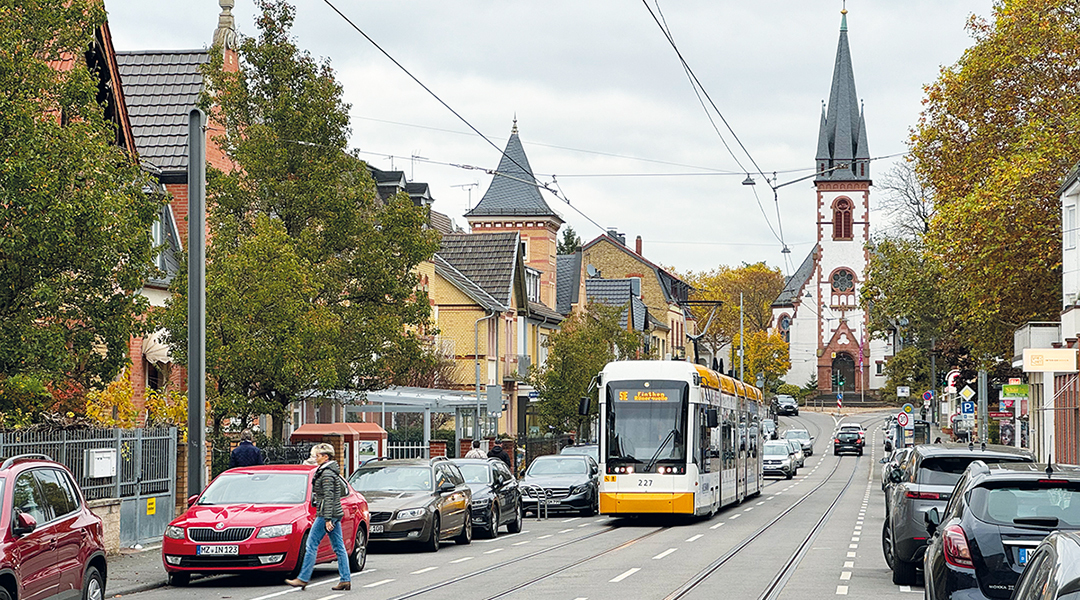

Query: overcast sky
[104,0,993,275]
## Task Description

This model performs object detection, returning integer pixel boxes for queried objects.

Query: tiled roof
[773,245,818,307]
[428,210,455,235]
[585,279,647,331]
[431,255,505,312]
[438,232,521,307]
[527,301,564,324]
[556,253,582,315]
[115,50,209,173]
[465,130,560,219]
[582,234,692,305]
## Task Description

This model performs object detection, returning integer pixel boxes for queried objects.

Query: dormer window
[833,197,853,240]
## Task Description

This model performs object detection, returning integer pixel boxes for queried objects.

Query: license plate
[370,524,384,534]
[545,500,561,505]
[196,545,238,555]
[1018,548,1028,566]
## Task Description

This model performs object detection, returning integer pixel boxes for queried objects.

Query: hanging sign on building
[1022,348,1078,373]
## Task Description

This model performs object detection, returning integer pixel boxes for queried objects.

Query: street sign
[528,390,539,399]
[897,386,910,398]
[989,411,1012,419]
[902,403,914,414]
[896,412,910,428]
[960,386,976,402]
[922,390,934,402]
[923,399,931,408]
[961,401,975,415]
[1009,378,1022,385]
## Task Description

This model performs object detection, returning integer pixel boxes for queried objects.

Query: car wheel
[455,511,472,545]
[168,573,191,587]
[785,470,793,480]
[507,502,523,533]
[290,531,310,578]
[882,520,896,570]
[892,557,917,586]
[0,587,11,600]
[348,526,367,572]
[424,515,440,552]
[83,565,104,600]
[484,505,499,539]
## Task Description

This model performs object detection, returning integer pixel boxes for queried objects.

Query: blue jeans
[297,517,351,582]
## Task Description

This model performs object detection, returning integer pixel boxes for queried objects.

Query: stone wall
[86,498,122,555]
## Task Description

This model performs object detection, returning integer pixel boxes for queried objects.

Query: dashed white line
[847,551,856,558]
[729,514,742,520]
[483,548,504,555]
[756,501,766,506]
[610,568,640,583]
[710,522,725,530]
[537,534,552,539]
[513,540,531,546]
[844,561,854,568]
[558,528,574,533]
[686,534,703,542]
[250,590,296,600]
[562,517,581,523]
[837,585,849,595]
[311,594,341,600]
[410,566,438,575]
[849,544,858,549]
[450,556,474,564]
[653,548,677,560]
[840,571,851,580]
[363,579,395,588]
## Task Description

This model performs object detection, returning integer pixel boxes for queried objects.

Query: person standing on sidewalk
[229,430,264,468]
[285,446,351,591]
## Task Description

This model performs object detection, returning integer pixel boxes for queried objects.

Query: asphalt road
[125,410,925,600]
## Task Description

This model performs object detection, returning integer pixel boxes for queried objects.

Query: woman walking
[285,446,351,590]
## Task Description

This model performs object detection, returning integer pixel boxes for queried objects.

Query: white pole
[739,293,745,382]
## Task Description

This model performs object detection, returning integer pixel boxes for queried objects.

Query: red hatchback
[162,465,369,586]
[0,453,107,600]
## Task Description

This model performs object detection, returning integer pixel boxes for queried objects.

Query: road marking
[312,594,341,600]
[849,544,858,549]
[538,534,552,539]
[840,571,851,580]
[513,540,530,546]
[559,528,574,533]
[363,579,395,588]
[756,501,766,505]
[847,552,856,558]
[562,517,581,523]
[250,590,297,600]
[484,548,504,555]
[836,585,849,595]
[579,523,589,527]
[476,531,523,543]
[900,585,918,593]
[729,514,742,520]
[851,537,860,542]
[653,548,677,560]
[410,566,438,575]
[844,561,854,568]
[451,556,475,563]
[610,568,640,583]
[768,496,776,500]
[686,534,703,542]
[744,507,754,512]
[710,522,725,530]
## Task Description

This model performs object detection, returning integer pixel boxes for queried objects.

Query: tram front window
[606,382,688,473]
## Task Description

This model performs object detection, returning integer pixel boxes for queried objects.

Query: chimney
[635,235,642,255]
[607,228,625,246]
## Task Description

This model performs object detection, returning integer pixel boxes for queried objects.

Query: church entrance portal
[832,353,856,393]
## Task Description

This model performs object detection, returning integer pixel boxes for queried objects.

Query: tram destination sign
[620,390,672,402]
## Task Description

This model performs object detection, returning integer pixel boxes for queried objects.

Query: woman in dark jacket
[285,446,351,590]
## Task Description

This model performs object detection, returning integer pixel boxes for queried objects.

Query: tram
[597,360,765,517]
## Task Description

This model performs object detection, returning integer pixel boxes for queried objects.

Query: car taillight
[942,524,973,568]
[834,438,841,444]
[905,491,940,500]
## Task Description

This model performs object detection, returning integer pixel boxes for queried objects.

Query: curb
[109,580,169,597]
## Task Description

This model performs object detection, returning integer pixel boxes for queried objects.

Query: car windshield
[785,430,810,440]
[778,396,795,405]
[560,445,600,461]
[970,482,1080,527]
[349,466,433,491]
[917,456,1031,486]
[787,441,801,452]
[528,458,587,476]
[198,472,308,505]
[764,443,789,456]
[456,463,492,484]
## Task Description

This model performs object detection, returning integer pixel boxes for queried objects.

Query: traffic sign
[896,412,910,428]
[961,401,976,415]
[923,390,934,402]
[897,386,910,398]
[960,386,976,402]
[902,403,914,414]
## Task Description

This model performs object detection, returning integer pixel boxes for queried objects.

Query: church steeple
[465,121,561,220]
[816,9,869,182]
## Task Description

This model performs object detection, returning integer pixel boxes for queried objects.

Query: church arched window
[833,197,853,240]
[778,314,791,343]
[831,269,855,293]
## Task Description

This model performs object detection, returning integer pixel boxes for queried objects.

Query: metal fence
[386,442,429,459]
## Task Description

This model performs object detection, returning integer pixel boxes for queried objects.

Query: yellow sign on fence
[146,497,156,516]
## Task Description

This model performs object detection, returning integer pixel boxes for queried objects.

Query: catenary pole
[187,109,207,497]
[739,293,745,382]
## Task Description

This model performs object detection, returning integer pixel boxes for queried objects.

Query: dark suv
[348,457,472,552]
[776,395,799,416]
[449,458,523,539]
[0,453,107,600]
[923,462,1080,599]
[833,431,862,456]
[882,443,1034,584]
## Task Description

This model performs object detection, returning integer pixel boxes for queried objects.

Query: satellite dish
[586,264,599,278]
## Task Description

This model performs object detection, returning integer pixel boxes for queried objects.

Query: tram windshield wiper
[645,429,677,473]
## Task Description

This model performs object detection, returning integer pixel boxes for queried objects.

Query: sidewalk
[106,545,169,596]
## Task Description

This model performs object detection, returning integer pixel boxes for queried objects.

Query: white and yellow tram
[597,360,765,516]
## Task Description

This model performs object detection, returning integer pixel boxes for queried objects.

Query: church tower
[465,120,563,308]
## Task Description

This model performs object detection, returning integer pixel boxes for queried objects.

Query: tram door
[746,404,760,495]
[737,398,747,501]
[720,400,737,506]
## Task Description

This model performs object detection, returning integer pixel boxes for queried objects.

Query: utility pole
[929,339,937,425]
[739,293,745,382]
[186,109,207,497]
[978,369,989,443]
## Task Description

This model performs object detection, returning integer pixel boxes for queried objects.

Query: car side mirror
[879,457,888,464]
[889,468,903,483]
[13,512,37,536]
[187,494,199,507]
[884,440,893,452]
[706,408,719,428]
[438,481,456,493]
[925,507,941,536]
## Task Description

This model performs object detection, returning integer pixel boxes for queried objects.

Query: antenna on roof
[981,442,986,452]
[1047,464,1054,478]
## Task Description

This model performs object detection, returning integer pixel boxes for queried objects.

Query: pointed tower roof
[465,122,561,220]
[816,9,870,182]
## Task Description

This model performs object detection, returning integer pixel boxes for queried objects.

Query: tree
[163,0,439,440]
[528,303,645,435]
[877,161,935,238]
[910,0,1080,360]
[879,346,931,405]
[0,0,164,395]
[861,236,948,352]
[557,226,582,255]
[732,330,791,393]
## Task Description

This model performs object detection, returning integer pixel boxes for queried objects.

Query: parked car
[763,441,796,479]
[834,431,862,456]
[559,444,600,464]
[786,439,805,469]
[449,458,523,539]
[163,463,368,585]
[761,419,779,441]
[1010,530,1080,600]
[776,395,799,416]
[784,429,814,456]
[882,443,1035,585]
[521,455,599,516]
[881,447,913,492]
[923,462,1080,600]
[348,457,471,552]
[0,453,107,600]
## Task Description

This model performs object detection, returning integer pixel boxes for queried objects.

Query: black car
[776,395,799,416]
[521,455,599,516]
[834,431,862,456]
[1010,530,1080,600]
[348,457,472,552]
[923,462,1080,599]
[882,443,1035,585]
[450,458,524,539]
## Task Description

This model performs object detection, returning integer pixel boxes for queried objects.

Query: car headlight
[471,497,491,508]
[256,524,293,539]
[165,525,185,540]
[396,508,426,521]
[571,484,591,496]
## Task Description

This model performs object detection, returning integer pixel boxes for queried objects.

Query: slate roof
[438,232,521,307]
[465,128,561,220]
[815,13,870,182]
[556,253,582,315]
[581,234,692,306]
[115,50,209,173]
[527,301,564,324]
[585,279,647,332]
[431,255,506,312]
[429,210,455,235]
[773,245,818,307]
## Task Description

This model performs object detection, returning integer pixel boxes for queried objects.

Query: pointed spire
[213,0,238,51]
[815,7,869,182]
[512,114,518,135]
[465,120,561,222]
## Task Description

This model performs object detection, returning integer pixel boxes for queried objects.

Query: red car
[0,453,107,600]
[162,464,369,586]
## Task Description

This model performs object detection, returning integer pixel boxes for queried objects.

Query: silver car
[785,438,805,468]
[783,429,814,456]
[763,441,796,479]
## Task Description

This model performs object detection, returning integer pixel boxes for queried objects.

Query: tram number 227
[637,479,653,487]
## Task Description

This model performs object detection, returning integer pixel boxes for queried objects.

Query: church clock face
[831,269,855,293]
